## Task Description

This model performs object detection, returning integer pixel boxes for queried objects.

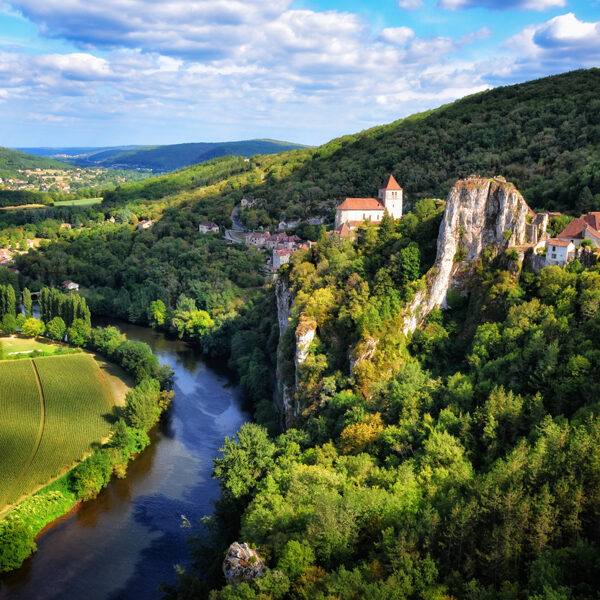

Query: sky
[0,0,598,147]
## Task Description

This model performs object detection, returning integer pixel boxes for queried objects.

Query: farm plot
[0,360,43,508]
[3,354,117,508]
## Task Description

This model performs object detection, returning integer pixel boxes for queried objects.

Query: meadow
[0,353,116,512]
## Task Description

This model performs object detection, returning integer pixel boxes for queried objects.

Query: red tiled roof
[547,238,573,247]
[583,212,600,230]
[558,217,585,240]
[380,174,402,191]
[336,198,384,211]
[336,223,352,238]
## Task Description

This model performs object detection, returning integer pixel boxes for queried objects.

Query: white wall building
[334,175,403,229]
[545,238,575,267]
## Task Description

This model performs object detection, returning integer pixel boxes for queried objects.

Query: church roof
[336,197,384,211]
[380,174,402,191]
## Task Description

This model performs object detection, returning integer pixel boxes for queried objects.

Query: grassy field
[0,353,117,511]
[53,198,102,207]
[2,336,63,355]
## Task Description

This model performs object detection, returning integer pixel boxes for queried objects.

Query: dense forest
[163,206,600,600]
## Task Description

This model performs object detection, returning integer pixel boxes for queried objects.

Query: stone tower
[378,174,403,219]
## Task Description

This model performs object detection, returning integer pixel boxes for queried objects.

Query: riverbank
[0,325,173,574]
[0,321,249,600]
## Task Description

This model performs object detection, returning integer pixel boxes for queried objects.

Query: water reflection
[0,321,249,600]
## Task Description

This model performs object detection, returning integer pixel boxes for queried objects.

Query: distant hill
[0,147,71,178]
[19,139,310,172]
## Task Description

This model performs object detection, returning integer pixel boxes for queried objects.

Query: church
[334,175,403,230]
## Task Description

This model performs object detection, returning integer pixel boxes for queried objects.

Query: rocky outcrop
[275,277,293,335]
[223,542,266,585]
[403,178,539,334]
[295,315,317,390]
[349,337,378,375]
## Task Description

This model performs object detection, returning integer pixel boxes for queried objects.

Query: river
[0,322,250,600]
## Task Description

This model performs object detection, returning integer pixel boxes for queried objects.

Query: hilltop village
[213,174,599,273]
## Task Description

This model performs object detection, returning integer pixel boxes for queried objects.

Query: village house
[198,221,220,234]
[557,212,600,248]
[246,231,271,247]
[60,223,72,229]
[62,280,80,292]
[272,249,294,270]
[240,197,257,208]
[334,175,403,231]
[137,220,154,230]
[545,238,576,267]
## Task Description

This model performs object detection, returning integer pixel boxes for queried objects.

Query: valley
[0,68,600,600]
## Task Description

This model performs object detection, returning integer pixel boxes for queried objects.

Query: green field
[0,354,116,510]
[53,198,103,207]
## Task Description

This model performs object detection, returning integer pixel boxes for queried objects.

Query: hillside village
[227,174,599,274]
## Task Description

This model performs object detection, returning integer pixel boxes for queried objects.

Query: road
[231,205,244,231]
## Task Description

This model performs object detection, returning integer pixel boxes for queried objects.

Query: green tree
[45,316,67,341]
[213,423,275,499]
[0,518,36,572]
[0,313,17,335]
[67,318,91,346]
[148,299,167,328]
[21,317,44,338]
[22,288,32,319]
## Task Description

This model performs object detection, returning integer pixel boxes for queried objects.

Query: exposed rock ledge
[403,178,541,334]
[223,542,266,585]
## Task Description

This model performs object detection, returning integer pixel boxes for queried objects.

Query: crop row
[2,354,116,508]
[0,360,43,508]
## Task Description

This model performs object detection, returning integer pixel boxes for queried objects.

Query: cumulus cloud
[0,0,529,144]
[507,13,600,62]
[437,0,566,10]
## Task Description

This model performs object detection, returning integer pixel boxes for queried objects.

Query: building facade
[334,175,403,229]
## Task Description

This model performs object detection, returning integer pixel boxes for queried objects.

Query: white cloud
[380,27,416,46]
[397,0,424,9]
[438,0,566,10]
[0,0,569,146]
[507,13,600,65]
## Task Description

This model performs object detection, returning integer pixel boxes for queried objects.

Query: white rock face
[295,316,316,390]
[403,178,532,334]
[223,542,266,585]
[275,277,293,335]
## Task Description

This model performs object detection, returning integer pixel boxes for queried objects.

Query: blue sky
[0,0,598,147]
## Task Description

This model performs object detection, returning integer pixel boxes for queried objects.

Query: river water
[0,322,250,600]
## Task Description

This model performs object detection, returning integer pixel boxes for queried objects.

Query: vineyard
[0,354,116,511]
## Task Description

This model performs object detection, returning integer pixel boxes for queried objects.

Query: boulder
[222,542,266,585]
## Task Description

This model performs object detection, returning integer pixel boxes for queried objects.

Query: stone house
[557,212,600,248]
[198,221,220,234]
[334,175,403,229]
[545,238,576,267]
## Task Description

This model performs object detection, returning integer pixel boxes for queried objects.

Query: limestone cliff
[275,278,317,425]
[403,178,539,334]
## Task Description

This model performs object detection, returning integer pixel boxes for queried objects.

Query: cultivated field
[0,354,116,511]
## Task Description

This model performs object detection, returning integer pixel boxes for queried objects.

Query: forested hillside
[94,70,600,229]
[238,68,600,225]
[165,206,600,600]
[0,147,69,178]
[30,139,309,172]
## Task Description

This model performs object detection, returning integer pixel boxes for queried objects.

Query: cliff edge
[403,177,541,333]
